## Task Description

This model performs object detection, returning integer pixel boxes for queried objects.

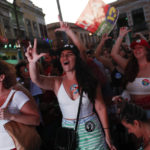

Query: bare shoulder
[53,76,63,94]
[35,75,62,91]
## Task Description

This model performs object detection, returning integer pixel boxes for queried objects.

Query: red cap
[130,39,150,49]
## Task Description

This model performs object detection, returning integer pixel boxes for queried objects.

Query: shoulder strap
[75,89,83,131]
[5,91,16,109]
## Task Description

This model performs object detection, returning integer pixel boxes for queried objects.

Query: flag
[76,0,119,37]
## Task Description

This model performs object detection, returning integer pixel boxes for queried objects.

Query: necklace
[70,84,79,95]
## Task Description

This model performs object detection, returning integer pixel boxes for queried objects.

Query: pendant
[70,84,79,95]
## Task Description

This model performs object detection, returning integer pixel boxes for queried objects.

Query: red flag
[76,0,119,37]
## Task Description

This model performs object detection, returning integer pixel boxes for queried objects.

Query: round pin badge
[85,121,95,132]
[115,72,122,79]
[142,79,150,86]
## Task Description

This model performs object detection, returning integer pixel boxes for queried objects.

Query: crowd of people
[0,18,150,150]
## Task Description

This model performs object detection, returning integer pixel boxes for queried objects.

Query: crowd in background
[1,22,150,150]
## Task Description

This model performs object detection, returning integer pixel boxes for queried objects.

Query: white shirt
[57,83,93,119]
[0,89,29,150]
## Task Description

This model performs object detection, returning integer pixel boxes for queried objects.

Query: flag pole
[56,0,63,21]
[56,0,68,44]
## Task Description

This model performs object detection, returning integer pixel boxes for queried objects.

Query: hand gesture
[105,136,117,150]
[119,27,131,38]
[55,15,70,33]
[25,39,46,63]
[0,108,12,120]
[101,33,112,42]
[112,95,123,104]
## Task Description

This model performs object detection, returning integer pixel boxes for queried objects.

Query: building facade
[47,22,99,50]
[0,0,47,64]
[110,0,150,40]
[16,0,47,39]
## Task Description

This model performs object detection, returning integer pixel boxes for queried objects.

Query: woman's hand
[112,96,125,114]
[119,27,131,38]
[0,108,12,120]
[55,15,70,33]
[105,136,117,150]
[25,38,46,63]
[101,33,112,43]
[112,95,123,104]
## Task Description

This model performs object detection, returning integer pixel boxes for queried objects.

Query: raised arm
[111,27,130,70]
[95,33,111,58]
[55,19,87,61]
[25,39,60,92]
[95,34,114,71]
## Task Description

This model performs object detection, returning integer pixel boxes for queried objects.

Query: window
[132,8,145,25]
[26,19,33,37]
[131,8,147,31]
[33,21,39,37]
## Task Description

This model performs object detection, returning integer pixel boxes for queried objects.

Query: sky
[7,0,117,25]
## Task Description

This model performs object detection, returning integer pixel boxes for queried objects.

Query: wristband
[118,35,124,39]
[103,128,109,129]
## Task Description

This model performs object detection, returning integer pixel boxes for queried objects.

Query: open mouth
[64,61,69,65]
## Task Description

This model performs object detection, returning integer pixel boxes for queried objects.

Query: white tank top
[57,83,93,119]
[126,78,150,95]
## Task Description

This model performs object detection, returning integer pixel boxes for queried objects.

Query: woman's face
[20,66,30,79]
[60,50,76,72]
[133,45,147,59]
[121,120,142,138]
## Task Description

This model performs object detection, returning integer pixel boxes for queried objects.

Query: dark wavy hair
[0,60,16,89]
[75,56,98,103]
[59,46,98,103]
[15,60,27,78]
[123,47,150,88]
[119,101,148,124]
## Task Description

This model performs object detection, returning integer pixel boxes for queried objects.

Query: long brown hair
[123,47,150,88]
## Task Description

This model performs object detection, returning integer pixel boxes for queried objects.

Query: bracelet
[103,128,109,129]
[118,35,124,39]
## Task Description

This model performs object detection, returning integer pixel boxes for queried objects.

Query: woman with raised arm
[111,27,150,117]
[0,60,40,150]
[55,19,87,61]
[56,21,115,106]
[25,37,116,149]
[95,34,114,72]
[95,34,125,95]
[119,101,150,150]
